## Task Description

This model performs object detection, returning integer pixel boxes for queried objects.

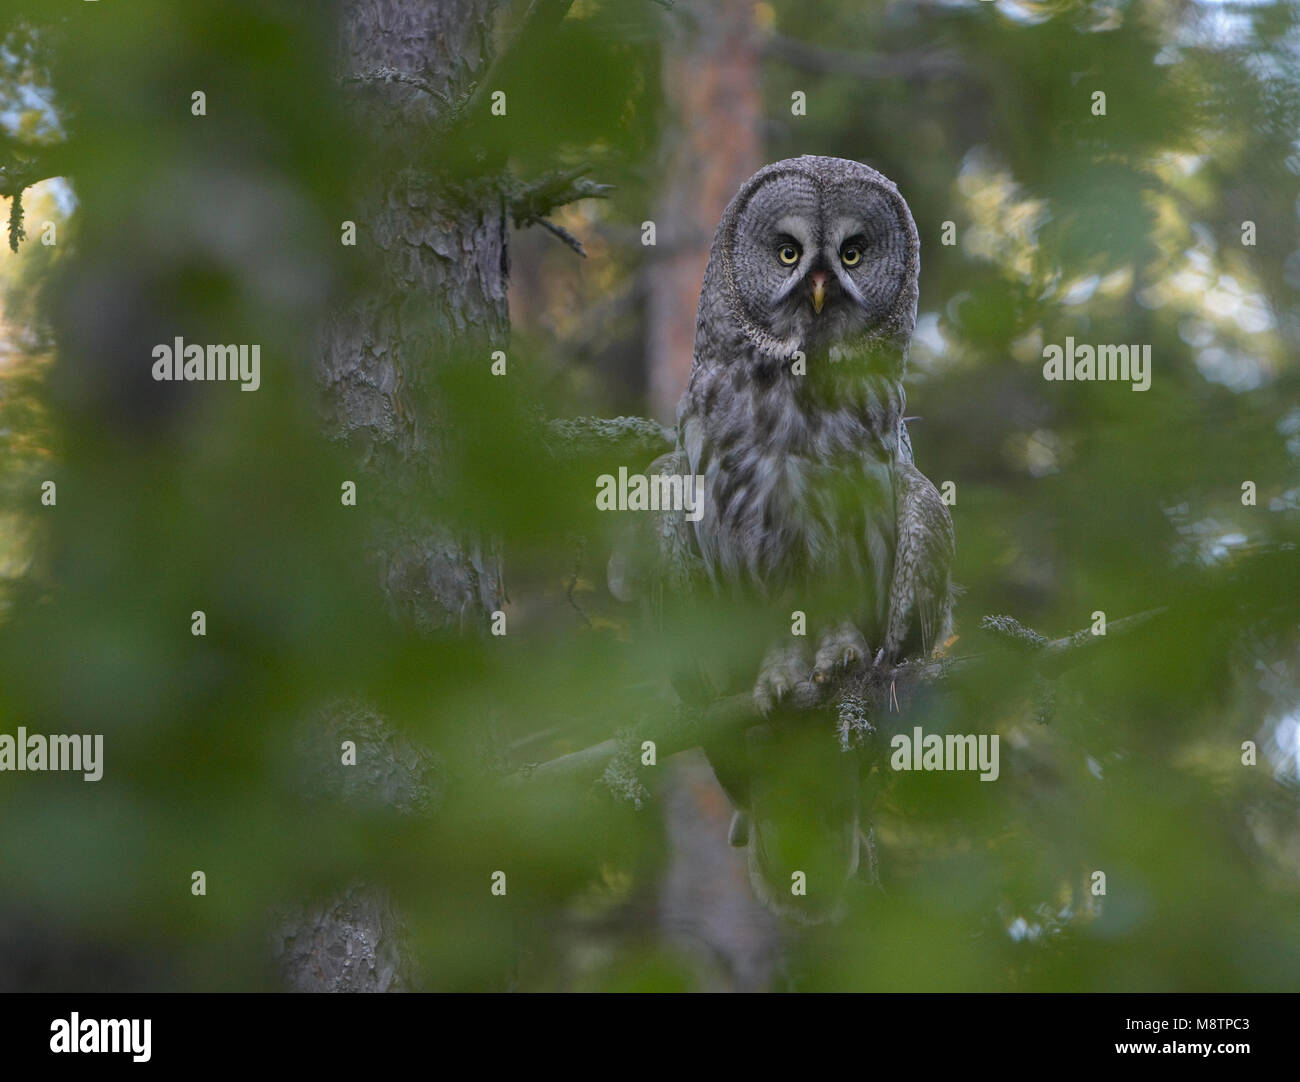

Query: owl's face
[721,158,917,361]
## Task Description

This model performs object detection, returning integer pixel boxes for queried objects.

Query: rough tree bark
[276,0,510,992]
[320,0,508,634]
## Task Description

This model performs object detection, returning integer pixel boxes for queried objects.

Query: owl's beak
[810,271,828,314]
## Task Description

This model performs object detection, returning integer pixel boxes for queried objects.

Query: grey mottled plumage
[611,156,954,920]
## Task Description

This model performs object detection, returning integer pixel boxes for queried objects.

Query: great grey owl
[609,155,954,921]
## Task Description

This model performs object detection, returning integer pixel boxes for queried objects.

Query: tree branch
[509,165,614,255]
[0,137,72,251]
[980,607,1169,674]
[340,66,453,106]
[508,607,1171,788]
[542,414,675,461]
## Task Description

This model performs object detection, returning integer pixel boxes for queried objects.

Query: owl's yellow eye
[777,243,800,266]
[840,245,862,267]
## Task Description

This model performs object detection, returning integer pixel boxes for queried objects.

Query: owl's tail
[732,716,862,924]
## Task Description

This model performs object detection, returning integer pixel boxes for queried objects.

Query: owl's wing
[883,459,955,660]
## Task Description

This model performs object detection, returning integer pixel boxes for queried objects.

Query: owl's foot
[812,622,870,685]
[753,643,812,715]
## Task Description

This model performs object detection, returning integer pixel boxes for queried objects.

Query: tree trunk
[319,0,507,634]
[277,0,509,992]
[646,0,763,419]
[642,0,781,987]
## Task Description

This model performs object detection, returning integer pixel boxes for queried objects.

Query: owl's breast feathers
[679,357,906,634]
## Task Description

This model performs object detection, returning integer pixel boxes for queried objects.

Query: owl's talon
[754,686,786,716]
[829,646,861,672]
[812,622,869,688]
[753,645,810,715]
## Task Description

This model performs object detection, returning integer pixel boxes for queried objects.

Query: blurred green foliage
[0,0,1298,991]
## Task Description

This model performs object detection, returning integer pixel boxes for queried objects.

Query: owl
[610,155,954,921]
